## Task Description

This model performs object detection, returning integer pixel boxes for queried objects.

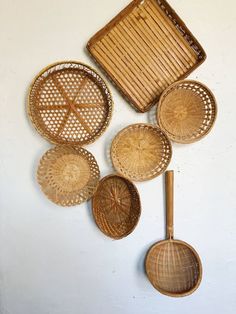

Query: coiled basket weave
[37,145,100,206]
[28,61,113,146]
[157,80,217,143]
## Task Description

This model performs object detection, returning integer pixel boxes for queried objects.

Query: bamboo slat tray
[157,80,217,143]
[28,61,113,145]
[111,124,172,181]
[92,175,141,239]
[87,0,206,112]
[37,145,100,206]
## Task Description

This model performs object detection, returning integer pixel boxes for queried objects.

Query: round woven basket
[92,175,141,239]
[111,124,172,182]
[28,61,113,145]
[37,145,100,206]
[157,80,217,144]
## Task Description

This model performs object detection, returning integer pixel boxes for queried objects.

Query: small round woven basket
[37,145,100,206]
[157,80,217,144]
[28,61,113,146]
[111,124,172,182]
[92,175,141,239]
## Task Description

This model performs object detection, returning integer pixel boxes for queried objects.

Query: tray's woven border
[87,0,207,113]
[156,0,205,60]
[27,61,113,145]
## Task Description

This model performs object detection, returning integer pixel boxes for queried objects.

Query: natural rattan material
[28,61,113,145]
[92,175,141,239]
[111,124,172,182]
[37,145,100,206]
[145,171,202,297]
[87,0,206,112]
[157,80,217,143]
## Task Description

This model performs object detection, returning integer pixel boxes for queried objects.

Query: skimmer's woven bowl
[111,124,172,181]
[92,175,141,239]
[28,61,113,145]
[157,80,217,143]
[37,145,100,206]
[145,171,202,297]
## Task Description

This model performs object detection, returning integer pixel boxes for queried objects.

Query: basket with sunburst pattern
[111,124,172,181]
[157,80,217,144]
[37,145,100,206]
[92,174,141,239]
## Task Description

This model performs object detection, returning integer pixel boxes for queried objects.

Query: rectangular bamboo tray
[87,0,206,112]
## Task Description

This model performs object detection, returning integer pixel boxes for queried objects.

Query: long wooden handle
[165,170,174,239]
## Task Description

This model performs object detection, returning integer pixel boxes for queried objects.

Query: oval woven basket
[92,175,141,239]
[28,61,113,145]
[111,124,172,182]
[157,80,217,144]
[37,145,100,206]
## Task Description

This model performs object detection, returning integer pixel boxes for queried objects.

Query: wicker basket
[87,0,206,112]
[157,80,217,143]
[111,124,172,181]
[37,145,100,206]
[28,61,113,145]
[92,175,141,239]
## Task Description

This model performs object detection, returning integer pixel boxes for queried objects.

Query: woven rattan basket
[92,175,141,239]
[87,0,206,112]
[157,80,217,144]
[28,61,113,145]
[111,124,172,181]
[37,145,100,206]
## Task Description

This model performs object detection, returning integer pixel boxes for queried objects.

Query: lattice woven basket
[157,80,217,144]
[37,145,100,206]
[28,61,113,145]
[111,124,172,181]
[92,174,141,239]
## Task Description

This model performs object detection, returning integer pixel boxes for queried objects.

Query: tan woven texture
[92,175,141,239]
[145,171,202,297]
[28,61,113,145]
[146,240,202,297]
[111,124,172,181]
[37,145,100,206]
[157,80,217,143]
[87,0,206,112]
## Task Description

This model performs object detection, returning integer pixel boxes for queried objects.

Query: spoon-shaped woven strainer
[145,170,202,297]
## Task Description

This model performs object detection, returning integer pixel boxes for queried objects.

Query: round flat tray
[111,124,172,181]
[28,61,113,145]
[37,145,100,206]
[157,80,217,144]
[92,174,141,239]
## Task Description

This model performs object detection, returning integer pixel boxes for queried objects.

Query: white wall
[0,0,236,313]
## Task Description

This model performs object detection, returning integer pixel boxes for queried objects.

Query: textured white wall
[0,0,236,313]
